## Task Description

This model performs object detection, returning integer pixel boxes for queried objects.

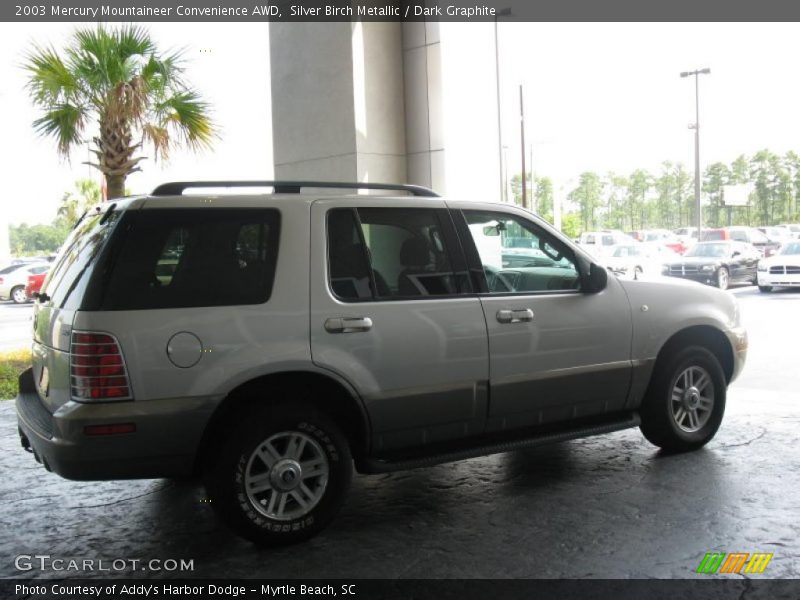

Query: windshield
[685,243,730,258]
[780,242,800,255]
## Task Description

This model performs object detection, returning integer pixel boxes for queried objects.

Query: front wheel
[715,267,729,290]
[11,286,27,304]
[758,285,772,293]
[639,346,726,452]
[204,404,352,546]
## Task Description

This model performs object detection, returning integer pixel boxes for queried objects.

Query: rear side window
[327,207,469,301]
[90,209,280,310]
[45,209,121,310]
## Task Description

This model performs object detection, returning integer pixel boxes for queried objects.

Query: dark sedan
[661,241,759,290]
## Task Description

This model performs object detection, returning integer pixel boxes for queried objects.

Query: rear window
[44,208,122,310]
[87,209,280,310]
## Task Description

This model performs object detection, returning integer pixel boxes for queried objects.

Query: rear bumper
[16,368,219,480]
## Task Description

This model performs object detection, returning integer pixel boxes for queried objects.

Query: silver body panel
[18,193,747,479]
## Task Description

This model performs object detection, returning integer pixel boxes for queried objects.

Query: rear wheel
[11,286,27,304]
[758,285,772,293]
[715,267,729,290]
[204,403,352,546]
[639,346,726,452]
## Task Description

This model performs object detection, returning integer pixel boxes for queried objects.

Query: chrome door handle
[324,317,373,333]
[496,308,534,324]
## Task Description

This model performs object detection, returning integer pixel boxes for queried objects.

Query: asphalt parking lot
[0,302,34,352]
[1,286,798,579]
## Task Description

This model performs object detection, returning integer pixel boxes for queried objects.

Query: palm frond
[152,90,217,155]
[32,103,87,155]
[141,123,171,160]
[23,44,79,105]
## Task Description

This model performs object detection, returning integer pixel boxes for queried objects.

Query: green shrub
[0,349,32,400]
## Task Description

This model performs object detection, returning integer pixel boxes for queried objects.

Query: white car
[605,243,679,279]
[777,224,800,240]
[757,240,800,292]
[578,230,637,259]
[0,263,50,304]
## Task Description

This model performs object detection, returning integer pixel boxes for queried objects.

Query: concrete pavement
[0,286,798,579]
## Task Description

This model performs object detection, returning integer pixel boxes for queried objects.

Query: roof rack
[151,180,439,198]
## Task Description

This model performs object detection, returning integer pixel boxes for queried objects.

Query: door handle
[325,317,373,333]
[496,308,534,324]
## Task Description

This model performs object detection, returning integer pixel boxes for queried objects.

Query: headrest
[400,236,432,268]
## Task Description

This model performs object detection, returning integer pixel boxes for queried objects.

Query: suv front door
[310,199,489,455]
[454,205,634,432]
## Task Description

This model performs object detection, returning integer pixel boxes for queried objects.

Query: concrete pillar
[401,23,445,192]
[269,22,408,187]
[269,23,501,200]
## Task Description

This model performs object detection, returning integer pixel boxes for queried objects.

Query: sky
[1,22,799,226]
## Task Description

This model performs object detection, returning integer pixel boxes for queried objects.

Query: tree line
[512,150,800,238]
[9,180,102,256]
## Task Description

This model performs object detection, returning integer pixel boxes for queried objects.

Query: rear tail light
[70,331,133,401]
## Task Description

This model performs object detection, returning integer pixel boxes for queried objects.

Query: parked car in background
[673,226,703,248]
[757,226,793,246]
[25,272,48,302]
[577,230,637,258]
[778,224,800,239]
[701,227,780,257]
[756,240,800,292]
[605,243,679,280]
[631,229,687,254]
[0,263,50,304]
[662,241,759,290]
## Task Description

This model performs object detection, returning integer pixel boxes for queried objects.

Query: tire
[11,286,27,304]
[639,346,726,453]
[715,267,729,290]
[204,403,352,546]
[758,285,772,293]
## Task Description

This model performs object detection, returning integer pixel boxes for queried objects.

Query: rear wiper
[99,203,117,225]
[71,210,88,231]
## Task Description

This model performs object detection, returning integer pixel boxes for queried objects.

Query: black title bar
[4,0,800,22]
[5,579,800,600]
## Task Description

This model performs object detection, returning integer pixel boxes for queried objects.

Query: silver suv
[16,181,748,545]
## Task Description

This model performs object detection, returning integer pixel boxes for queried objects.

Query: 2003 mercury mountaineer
[16,181,748,545]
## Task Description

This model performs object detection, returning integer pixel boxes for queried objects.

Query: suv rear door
[453,204,634,432]
[310,198,489,455]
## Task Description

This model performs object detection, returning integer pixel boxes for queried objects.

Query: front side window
[90,209,280,310]
[327,207,468,301]
[462,210,580,294]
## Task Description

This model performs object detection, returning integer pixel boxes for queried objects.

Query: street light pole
[494,8,511,203]
[680,68,711,235]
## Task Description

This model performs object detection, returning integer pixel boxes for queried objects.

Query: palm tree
[24,25,215,199]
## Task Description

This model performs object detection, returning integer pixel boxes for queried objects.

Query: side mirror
[732,251,741,257]
[584,262,608,293]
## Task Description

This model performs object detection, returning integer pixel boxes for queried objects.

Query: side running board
[356,413,641,474]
